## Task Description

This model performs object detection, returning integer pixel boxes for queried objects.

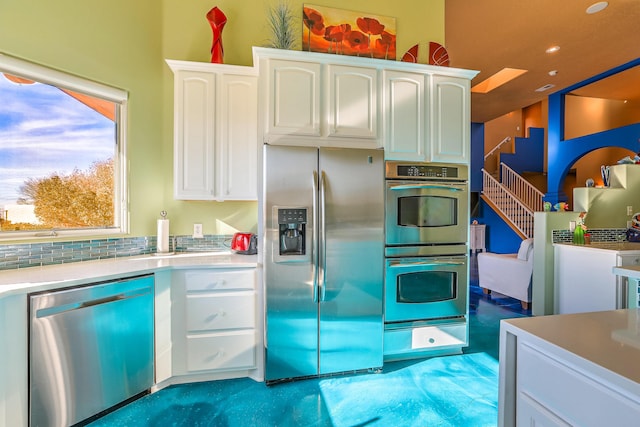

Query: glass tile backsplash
[0,234,233,270]
[552,228,628,244]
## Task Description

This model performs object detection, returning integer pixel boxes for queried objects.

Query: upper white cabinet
[166,60,258,201]
[255,47,381,149]
[430,75,471,164]
[263,59,321,137]
[327,64,378,139]
[382,70,427,161]
[255,45,478,161]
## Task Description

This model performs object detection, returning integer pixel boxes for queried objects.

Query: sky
[0,74,115,206]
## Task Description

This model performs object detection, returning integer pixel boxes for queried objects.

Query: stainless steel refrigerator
[263,145,384,383]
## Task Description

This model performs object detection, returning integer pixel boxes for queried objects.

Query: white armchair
[477,238,534,309]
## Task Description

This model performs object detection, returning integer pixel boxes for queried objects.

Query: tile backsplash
[552,228,628,244]
[0,234,233,270]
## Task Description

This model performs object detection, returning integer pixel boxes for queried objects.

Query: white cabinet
[382,67,474,164]
[327,64,378,139]
[383,70,427,161]
[470,223,486,252]
[263,58,321,138]
[171,268,257,378]
[554,243,640,314]
[430,75,471,164]
[499,313,640,427]
[167,60,258,201]
[256,48,380,149]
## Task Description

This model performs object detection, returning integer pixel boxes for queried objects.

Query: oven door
[385,180,468,246]
[385,256,468,323]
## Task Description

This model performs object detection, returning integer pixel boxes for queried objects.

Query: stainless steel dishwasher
[29,274,154,427]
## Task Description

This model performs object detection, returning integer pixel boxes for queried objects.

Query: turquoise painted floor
[88,254,530,427]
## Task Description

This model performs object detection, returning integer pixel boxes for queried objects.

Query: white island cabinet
[499,310,640,427]
[553,242,640,314]
[166,60,258,201]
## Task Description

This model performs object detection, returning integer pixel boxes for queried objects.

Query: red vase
[206,7,227,63]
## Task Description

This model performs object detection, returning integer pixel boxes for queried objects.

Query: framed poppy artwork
[302,4,396,60]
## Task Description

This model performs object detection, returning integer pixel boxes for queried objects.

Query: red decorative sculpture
[206,7,227,63]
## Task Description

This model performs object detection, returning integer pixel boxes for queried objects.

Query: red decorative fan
[401,44,419,63]
[429,42,450,66]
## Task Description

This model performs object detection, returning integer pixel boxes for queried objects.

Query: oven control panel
[385,161,468,181]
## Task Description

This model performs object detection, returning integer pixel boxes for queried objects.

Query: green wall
[1,0,444,238]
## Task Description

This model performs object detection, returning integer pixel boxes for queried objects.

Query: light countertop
[503,309,640,386]
[554,242,640,252]
[0,251,258,297]
[614,265,640,280]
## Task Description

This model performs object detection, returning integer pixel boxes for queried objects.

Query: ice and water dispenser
[273,207,308,262]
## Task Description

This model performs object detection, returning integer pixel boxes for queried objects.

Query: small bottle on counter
[584,233,591,245]
[573,225,585,245]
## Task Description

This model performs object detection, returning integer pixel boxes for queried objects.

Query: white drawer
[184,269,255,292]
[186,330,256,372]
[518,342,640,426]
[186,292,255,331]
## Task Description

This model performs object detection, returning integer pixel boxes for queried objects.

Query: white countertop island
[553,242,640,314]
[499,309,640,426]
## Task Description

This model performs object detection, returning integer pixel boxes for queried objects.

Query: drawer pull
[205,310,226,322]
[204,350,225,362]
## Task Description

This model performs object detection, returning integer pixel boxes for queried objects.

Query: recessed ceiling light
[535,84,555,92]
[546,46,560,54]
[548,70,558,76]
[586,2,608,14]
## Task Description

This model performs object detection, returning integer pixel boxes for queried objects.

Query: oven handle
[388,183,465,191]
[388,259,466,267]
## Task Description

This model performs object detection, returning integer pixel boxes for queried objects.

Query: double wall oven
[383,161,469,360]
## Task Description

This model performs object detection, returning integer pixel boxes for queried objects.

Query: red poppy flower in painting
[324,24,351,54]
[303,7,325,35]
[356,17,385,36]
[375,31,396,60]
[345,30,369,54]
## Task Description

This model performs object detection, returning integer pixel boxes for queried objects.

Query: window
[0,54,128,239]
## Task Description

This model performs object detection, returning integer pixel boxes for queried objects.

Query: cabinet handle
[205,350,225,362]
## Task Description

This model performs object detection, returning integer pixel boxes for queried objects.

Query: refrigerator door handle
[312,171,319,303]
[319,170,327,302]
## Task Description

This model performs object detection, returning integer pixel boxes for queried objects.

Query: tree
[19,158,114,228]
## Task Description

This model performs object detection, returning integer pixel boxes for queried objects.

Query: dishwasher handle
[35,286,152,318]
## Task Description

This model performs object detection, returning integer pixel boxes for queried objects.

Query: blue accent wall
[470,122,485,193]
[499,127,544,175]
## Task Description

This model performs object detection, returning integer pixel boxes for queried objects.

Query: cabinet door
[266,59,321,137]
[327,65,378,140]
[173,70,216,199]
[218,73,258,200]
[383,70,426,160]
[431,75,470,164]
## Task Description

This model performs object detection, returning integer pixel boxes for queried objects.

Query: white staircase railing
[484,136,512,160]
[482,169,534,238]
[500,163,545,212]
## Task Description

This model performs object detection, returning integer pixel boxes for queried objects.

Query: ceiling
[444,0,640,123]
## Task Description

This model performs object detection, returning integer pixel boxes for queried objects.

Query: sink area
[134,251,233,260]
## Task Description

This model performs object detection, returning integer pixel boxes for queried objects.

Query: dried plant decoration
[265,0,299,50]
